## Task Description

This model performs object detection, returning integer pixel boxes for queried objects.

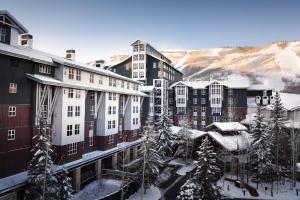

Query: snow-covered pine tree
[26,119,58,200]
[155,108,174,157]
[174,117,193,160]
[56,168,73,200]
[176,179,200,200]
[270,92,288,184]
[194,136,221,200]
[139,117,162,194]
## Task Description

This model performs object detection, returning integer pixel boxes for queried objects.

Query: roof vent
[66,49,75,61]
[20,34,33,48]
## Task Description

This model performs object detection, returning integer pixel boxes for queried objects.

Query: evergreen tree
[194,136,221,200]
[176,179,200,200]
[139,117,162,194]
[270,92,288,183]
[155,108,174,157]
[26,119,58,200]
[174,117,193,160]
[56,168,73,200]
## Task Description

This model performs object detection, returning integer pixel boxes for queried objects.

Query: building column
[112,153,118,169]
[73,167,81,192]
[132,145,138,160]
[125,148,130,164]
[95,159,102,179]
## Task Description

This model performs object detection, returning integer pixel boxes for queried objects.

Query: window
[212,98,221,104]
[90,91,95,100]
[108,121,112,129]
[213,116,220,122]
[89,136,93,146]
[133,72,138,78]
[68,89,74,98]
[75,124,80,135]
[193,98,197,104]
[67,125,72,136]
[121,81,124,88]
[90,121,94,130]
[201,89,206,95]
[108,106,112,115]
[177,107,186,114]
[153,62,157,68]
[193,107,198,113]
[127,82,130,89]
[39,65,51,74]
[9,83,17,93]
[211,107,221,114]
[228,89,233,95]
[90,74,94,83]
[99,76,103,84]
[139,44,145,51]
[109,78,116,87]
[108,120,116,129]
[0,26,7,43]
[67,106,73,117]
[41,105,47,118]
[68,68,75,80]
[139,71,144,78]
[133,63,138,70]
[133,118,136,125]
[67,143,77,155]
[193,90,197,95]
[139,54,145,60]
[133,55,138,61]
[201,107,206,113]
[8,106,16,116]
[75,106,80,116]
[75,90,81,98]
[75,69,81,81]
[8,130,16,140]
[108,135,114,144]
[201,98,206,104]
[133,45,138,52]
[90,106,95,115]
[139,63,144,69]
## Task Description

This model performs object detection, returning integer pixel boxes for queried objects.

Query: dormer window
[39,64,51,74]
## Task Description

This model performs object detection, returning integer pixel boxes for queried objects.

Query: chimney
[66,49,75,61]
[95,59,105,68]
[20,34,33,48]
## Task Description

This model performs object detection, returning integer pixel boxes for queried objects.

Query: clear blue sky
[1,0,300,62]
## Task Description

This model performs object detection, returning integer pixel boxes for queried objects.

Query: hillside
[109,41,300,92]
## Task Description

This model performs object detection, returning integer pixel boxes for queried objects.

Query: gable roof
[206,122,248,132]
[0,10,28,33]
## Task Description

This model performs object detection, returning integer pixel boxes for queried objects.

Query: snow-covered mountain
[109,41,300,92]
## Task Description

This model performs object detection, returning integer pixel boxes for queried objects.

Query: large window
[39,65,51,74]
[201,98,206,104]
[68,68,75,80]
[68,89,74,98]
[75,69,81,81]
[67,125,72,136]
[75,106,80,116]
[67,143,77,155]
[8,129,16,140]
[193,98,197,104]
[67,106,73,117]
[8,106,16,116]
[90,74,94,83]
[0,26,7,43]
[9,83,17,93]
[74,124,80,135]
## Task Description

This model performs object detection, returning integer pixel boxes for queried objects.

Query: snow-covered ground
[218,174,300,200]
[71,179,122,200]
[127,185,161,200]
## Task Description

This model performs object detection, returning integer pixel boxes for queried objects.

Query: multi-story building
[0,10,147,197]
[107,40,183,122]
[169,75,273,130]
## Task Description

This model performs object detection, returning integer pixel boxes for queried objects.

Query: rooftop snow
[140,85,155,92]
[0,42,141,84]
[26,74,148,97]
[279,92,300,111]
[206,122,248,132]
[171,126,206,139]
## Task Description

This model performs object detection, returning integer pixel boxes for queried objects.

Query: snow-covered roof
[0,10,28,33]
[171,126,207,139]
[170,75,250,89]
[26,74,149,97]
[0,42,141,84]
[207,122,248,132]
[107,56,132,68]
[279,92,300,111]
[140,85,155,93]
[284,120,300,129]
[207,131,252,151]
[248,84,273,91]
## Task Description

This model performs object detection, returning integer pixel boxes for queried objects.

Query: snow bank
[127,185,161,200]
[176,164,196,176]
[71,179,121,200]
